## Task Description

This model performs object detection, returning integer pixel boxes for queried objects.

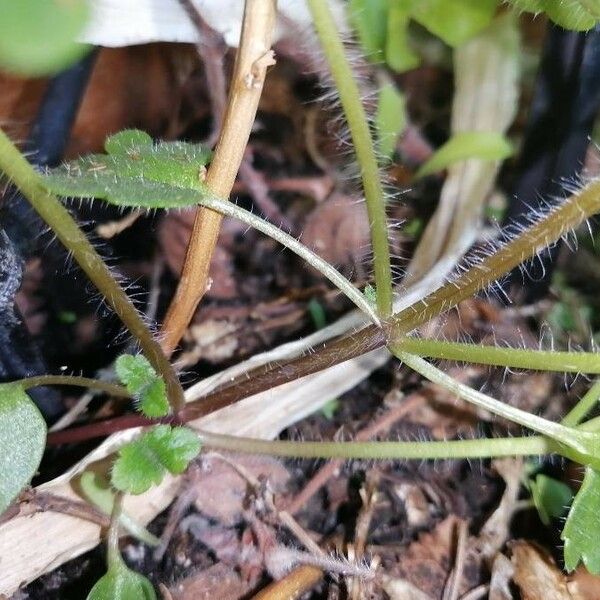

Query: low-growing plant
[3,0,600,595]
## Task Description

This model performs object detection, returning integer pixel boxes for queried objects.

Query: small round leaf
[0,385,46,513]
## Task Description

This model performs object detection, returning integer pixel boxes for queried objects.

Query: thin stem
[198,196,379,323]
[14,375,130,398]
[46,181,600,445]
[197,430,554,460]
[0,129,185,413]
[160,0,277,355]
[564,379,600,427]
[393,337,600,374]
[106,492,124,570]
[307,0,393,318]
[392,349,584,450]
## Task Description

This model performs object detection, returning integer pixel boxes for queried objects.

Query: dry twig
[161,0,277,354]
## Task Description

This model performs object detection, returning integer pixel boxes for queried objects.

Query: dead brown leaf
[510,540,574,600]
[302,191,370,274]
[395,516,461,598]
[169,562,254,600]
[194,455,290,526]
[568,567,600,599]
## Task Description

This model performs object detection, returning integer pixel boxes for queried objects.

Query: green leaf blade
[562,467,600,573]
[376,83,406,161]
[115,354,169,418]
[111,426,201,495]
[530,474,572,525]
[0,384,46,513]
[415,131,513,178]
[87,558,156,600]
[44,129,212,209]
[348,0,388,59]
[410,0,498,48]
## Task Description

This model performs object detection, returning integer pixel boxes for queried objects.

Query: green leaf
[386,3,420,72]
[409,0,498,48]
[562,467,600,573]
[111,426,201,495]
[320,398,340,420]
[348,0,388,59]
[115,354,168,418]
[506,0,599,29]
[543,1,597,30]
[307,298,327,330]
[0,384,46,514]
[87,556,156,600]
[530,474,572,525]
[415,131,513,178]
[0,0,90,76]
[376,83,407,160]
[44,129,212,209]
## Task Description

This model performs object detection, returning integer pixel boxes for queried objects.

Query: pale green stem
[394,337,600,374]
[80,473,159,546]
[107,492,125,570]
[563,380,600,428]
[0,129,185,412]
[199,196,379,324]
[15,375,130,398]
[391,348,588,453]
[197,430,554,460]
[307,0,392,318]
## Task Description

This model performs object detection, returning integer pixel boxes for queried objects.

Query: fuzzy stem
[564,379,600,427]
[390,179,600,337]
[197,430,554,460]
[393,349,586,451]
[45,180,600,445]
[198,196,379,323]
[393,337,600,374]
[0,129,185,413]
[14,375,130,398]
[307,0,393,318]
[160,0,277,355]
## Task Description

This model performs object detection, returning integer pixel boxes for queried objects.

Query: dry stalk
[160,0,277,354]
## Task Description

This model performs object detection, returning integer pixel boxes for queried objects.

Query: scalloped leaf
[506,0,599,29]
[111,426,201,495]
[115,354,168,418]
[562,467,600,573]
[44,129,212,209]
[0,384,46,513]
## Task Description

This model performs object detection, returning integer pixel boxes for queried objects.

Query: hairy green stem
[392,348,593,457]
[15,375,130,398]
[307,0,392,318]
[199,196,379,323]
[393,337,600,374]
[565,380,600,428]
[197,430,554,459]
[0,129,185,412]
